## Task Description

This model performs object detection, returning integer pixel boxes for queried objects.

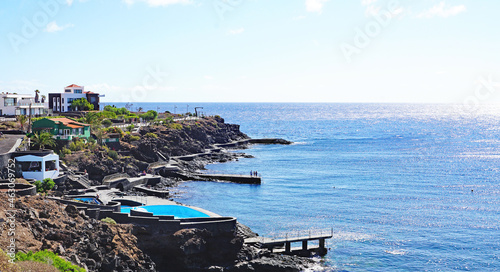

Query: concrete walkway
[0,134,25,154]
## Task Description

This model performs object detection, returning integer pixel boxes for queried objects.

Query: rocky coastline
[1,116,327,272]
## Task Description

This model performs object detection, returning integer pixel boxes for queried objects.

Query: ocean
[111,102,500,271]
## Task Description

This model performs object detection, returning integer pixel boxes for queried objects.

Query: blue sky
[1,0,500,103]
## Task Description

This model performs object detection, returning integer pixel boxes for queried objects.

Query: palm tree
[34,90,40,103]
[41,95,46,103]
[17,115,27,131]
[94,128,106,145]
[137,107,143,113]
[31,132,56,150]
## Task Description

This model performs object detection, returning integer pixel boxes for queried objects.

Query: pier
[196,173,261,184]
[244,228,333,256]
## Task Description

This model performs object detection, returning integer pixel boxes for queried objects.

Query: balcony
[53,135,74,140]
[16,102,46,108]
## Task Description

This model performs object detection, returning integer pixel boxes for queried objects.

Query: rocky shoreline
[2,116,329,272]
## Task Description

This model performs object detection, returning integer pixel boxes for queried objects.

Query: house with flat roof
[48,84,104,113]
[15,153,60,180]
[0,93,47,116]
[32,117,91,141]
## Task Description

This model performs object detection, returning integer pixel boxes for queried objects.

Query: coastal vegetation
[33,178,55,194]
[101,217,117,224]
[70,98,94,111]
[29,131,56,150]
[16,114,27,131]
[15,250,85,272]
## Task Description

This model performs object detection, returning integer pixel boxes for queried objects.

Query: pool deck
[83,187,221,217]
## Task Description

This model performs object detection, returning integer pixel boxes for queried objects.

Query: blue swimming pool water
[120,205,132,213]
[123,205,210,219]
[74,197,102,205]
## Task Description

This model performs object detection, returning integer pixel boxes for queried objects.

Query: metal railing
[66,168,91,188]
[257,228,334,242]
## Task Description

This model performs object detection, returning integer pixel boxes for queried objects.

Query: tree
[30,132,56,150]
[34,89,40,103]
[70,98,94,111]
[137,107,143,113]
[41,95,46,103]
[139,110,158,121]
[17,115,27,131]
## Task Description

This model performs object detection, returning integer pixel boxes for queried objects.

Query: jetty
[244,229,333,256]
[196,173,261,184]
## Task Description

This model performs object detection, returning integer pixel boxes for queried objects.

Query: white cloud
[305,0,329,13]
[227,28,244,35]
[361,0,404,18]
[361,0,377,6]
[124,0,192,7]
[0,80,46,93]
[293,15,306,20]
[417,1,466,18]
[66,0,74,5]
[44,21,74,33]
[85,83,121,92]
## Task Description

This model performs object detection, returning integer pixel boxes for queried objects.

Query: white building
[16,153,60,181]
[0,93,47,116]
[49,84,104,113]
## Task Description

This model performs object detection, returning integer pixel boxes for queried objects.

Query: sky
[1,0,500,104]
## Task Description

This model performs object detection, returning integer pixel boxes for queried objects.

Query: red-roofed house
[32,117,91,141]
[48,84,104,113]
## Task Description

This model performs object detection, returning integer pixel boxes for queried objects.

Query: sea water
[111,103,500,271]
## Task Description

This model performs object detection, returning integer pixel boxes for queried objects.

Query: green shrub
[104,127,124,138]
[101,217,117,224]
[15,250,85,272]
[108,150,118,160]
[61,147,71,155]
[126,124,135,132]
[104,105,130,115]
[129,135,140,142]
[34,178,55,194]
[168,123,183,130]
[68,139,86,151]
[139,110,158,121]
[144,132,158,138]
[101,119,112,127]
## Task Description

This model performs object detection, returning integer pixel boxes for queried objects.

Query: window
[59,129,62,135]
[90,97,96,103]
[65,89,71,92]
[74,89,82,94]
[62,98,64,103]
[4,98,16,106]
[79,128,83,134]
[68,98,74,104]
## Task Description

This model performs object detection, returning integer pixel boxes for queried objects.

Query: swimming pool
[74,197,102,205]
[122,205,210,219]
